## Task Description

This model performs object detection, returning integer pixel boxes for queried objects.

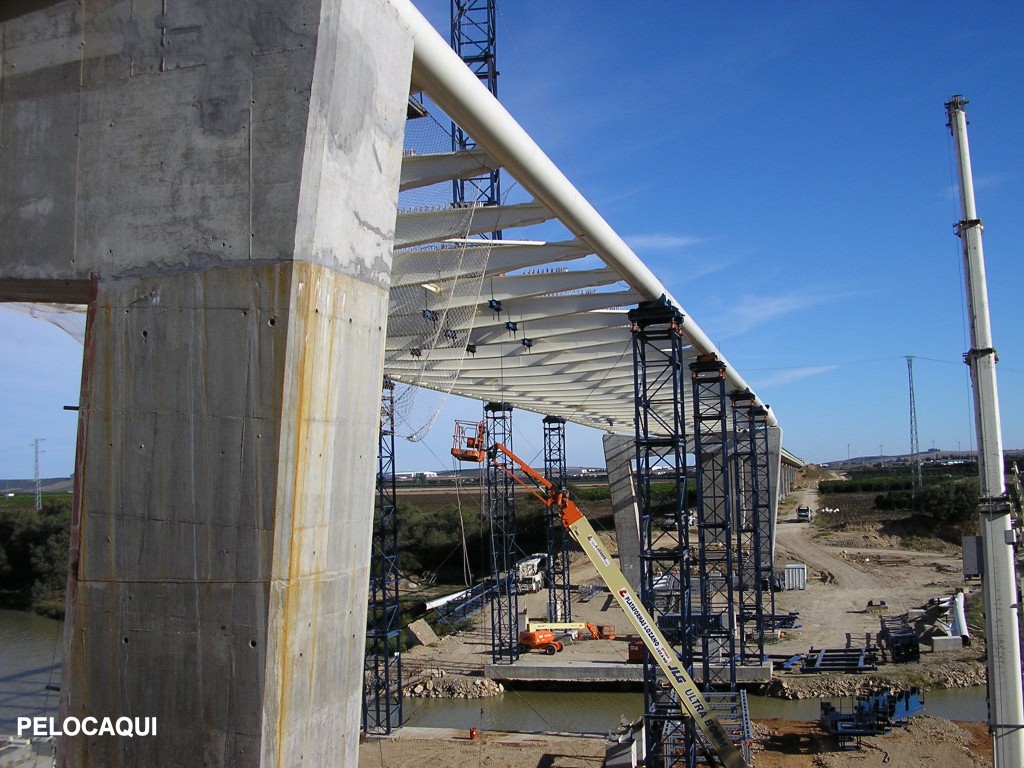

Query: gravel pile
[403,670,504,699]
[761,660,985,700]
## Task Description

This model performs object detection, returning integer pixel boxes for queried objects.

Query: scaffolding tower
[628,298,697,768]
[729,391,767,662]
[450,0,501,218]
[484,401,519,664]
[542,415,573,622]
[752,405,776,626]
[690,356,738,691]
[363,378,403,734]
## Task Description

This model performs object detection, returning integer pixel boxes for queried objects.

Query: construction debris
[820,687,925,750]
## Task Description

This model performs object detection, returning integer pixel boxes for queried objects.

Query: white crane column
[946,95,1024,768]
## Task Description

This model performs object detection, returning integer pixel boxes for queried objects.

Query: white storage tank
[784,563,807,591]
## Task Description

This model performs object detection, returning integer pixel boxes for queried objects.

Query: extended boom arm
[451,423,748,768]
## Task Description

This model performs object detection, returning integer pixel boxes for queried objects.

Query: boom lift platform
[525,620,616,639]
[452,421,749,768]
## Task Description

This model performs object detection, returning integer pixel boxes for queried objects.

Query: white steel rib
[388,0,778,432]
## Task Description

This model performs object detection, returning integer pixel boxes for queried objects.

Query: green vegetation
[874,478,980,521]
[0,496,71,619]
[964,589,984,640]
[818,464,983,545]
[567,483,611,502]
[819,462,980,495]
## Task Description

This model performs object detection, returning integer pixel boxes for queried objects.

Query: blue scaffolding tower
[363,378,403,734]
[628,297,697,768]
[450,0,501,219]
[690,356,738,692]
[729,390,768,662]
[484,401,519,664]
[543,415,573,622]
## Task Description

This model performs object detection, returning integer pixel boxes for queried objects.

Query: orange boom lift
[451,420,748,768]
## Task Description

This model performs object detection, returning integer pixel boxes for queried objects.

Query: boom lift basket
[452,420,487,462]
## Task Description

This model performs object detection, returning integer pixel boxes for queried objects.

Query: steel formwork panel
[363,379,403,734]
[484,401,519,664]
[690,359,737,691]
[629,298,697,768]
[542,415,573,622]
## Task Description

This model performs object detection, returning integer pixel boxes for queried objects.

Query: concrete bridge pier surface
[0,0,413,765]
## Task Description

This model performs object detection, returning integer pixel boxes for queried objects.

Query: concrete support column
[0,0,412,765]
[603,434,641,592]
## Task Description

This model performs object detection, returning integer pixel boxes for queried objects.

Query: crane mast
[946,95,1024,768]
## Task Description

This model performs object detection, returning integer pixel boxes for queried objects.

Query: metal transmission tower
[542,415,572,622]
[906,357,923,494]
[363,378,403,735]
[484,401,519,664]
[628,298,697,768]
[450,0,501,224]
[690,356,737,691]
[729,391,767,663]
[33,438,44,511]
[946,95,1024,767]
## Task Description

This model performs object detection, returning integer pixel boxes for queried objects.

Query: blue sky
[2,1,1022,478]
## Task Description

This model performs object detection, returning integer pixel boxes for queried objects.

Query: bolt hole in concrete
[268,318,276,327]
[121,637,128,644]
[250,640,257,648]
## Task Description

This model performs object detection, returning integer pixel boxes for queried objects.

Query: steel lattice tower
[450,0,501,220]
[484,401,519,664]
[542,415,573,622]
[906,356,923,494]
[363,378,403,734]
[730,391,767,662]
[690,357,738,691]
[628,298,697,768]
[751,405,776,627]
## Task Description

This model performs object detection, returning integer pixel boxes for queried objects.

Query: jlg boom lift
[452,420,749,768]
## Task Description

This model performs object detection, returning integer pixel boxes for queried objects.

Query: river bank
[358,715,993,768]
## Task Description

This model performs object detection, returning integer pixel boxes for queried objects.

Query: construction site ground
[360,472,991,766]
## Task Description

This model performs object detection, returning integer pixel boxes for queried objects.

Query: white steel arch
[387,0,778,436]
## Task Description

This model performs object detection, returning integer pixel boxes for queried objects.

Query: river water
[402,684,988,733]
[0,609,63,735]
[0,609,987,737]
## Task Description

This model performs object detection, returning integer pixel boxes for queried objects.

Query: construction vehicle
[517,628,564,655]
[452,421,749,768]
[516,554,547,593]
[525,620,616,640]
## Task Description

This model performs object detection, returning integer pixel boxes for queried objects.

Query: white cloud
[754,365,840,388]
[624,233,709,251]
[717,289,864,338]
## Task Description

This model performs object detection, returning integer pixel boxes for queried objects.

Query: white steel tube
[389,0,776,425]
[946,94,1024,768]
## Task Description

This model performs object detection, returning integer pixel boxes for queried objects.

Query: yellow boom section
[562,505,748,768]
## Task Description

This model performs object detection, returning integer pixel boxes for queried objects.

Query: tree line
[0,497,70,618]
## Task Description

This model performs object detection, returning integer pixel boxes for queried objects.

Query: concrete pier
[1,1,413,765]
[603,434,641,592]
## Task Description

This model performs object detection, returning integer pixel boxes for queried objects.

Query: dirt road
[771,484,968,657]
